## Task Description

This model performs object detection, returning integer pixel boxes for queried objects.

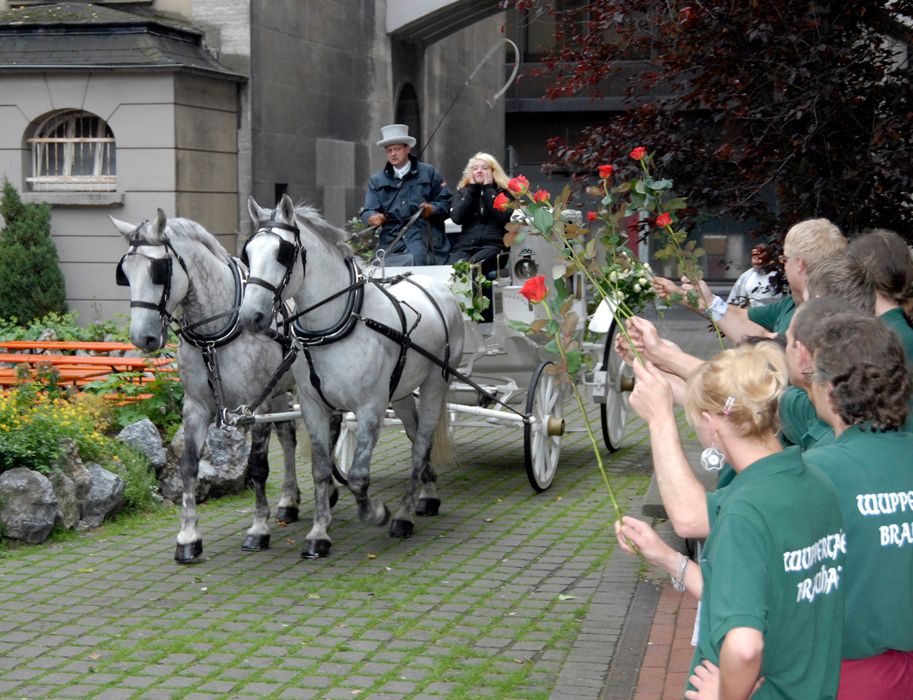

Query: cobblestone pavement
[0,308,721,700]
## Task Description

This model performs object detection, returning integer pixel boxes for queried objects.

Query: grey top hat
[376,123,416,148]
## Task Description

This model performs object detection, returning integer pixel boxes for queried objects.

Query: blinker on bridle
[115,228,188,323]
[242,219,308,310]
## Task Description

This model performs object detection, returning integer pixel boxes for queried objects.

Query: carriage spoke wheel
[332,419,356,485]
[600,322,635,453]
[524,361,565,493]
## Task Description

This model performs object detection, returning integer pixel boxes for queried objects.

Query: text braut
[796,565,842,604]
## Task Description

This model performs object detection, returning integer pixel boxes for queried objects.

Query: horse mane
[293,203,355,259]
[166,218,232,265]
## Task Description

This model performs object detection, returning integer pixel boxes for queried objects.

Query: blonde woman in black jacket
[447,152,512,276]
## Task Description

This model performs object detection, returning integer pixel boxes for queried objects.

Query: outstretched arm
[624,316,706,380]
[653,276,773,344]
[629,359,711,539]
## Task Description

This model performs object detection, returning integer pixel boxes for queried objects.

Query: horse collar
[291,257,365,346]
[178,256,246,349]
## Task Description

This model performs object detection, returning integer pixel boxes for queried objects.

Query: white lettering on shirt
[796,565,842,603]
[782,531,847,572]
[856,491,913,517]
[879,521,913,548]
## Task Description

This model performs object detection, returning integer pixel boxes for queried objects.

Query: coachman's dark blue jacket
[362,155,452,265]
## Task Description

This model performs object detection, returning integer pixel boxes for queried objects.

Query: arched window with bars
[27,110,116,192]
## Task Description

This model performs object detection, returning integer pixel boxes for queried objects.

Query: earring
[700,446,725,472]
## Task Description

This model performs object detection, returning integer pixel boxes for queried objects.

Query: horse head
[239,193,305,333]
[111,209,189,352]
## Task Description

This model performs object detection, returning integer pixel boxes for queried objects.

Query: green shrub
[0,384,110,474]
[0,383,159,514]
[0,180,67,324]
[87,371,184,438]
[0,311,127,342]
[107,441,159,512]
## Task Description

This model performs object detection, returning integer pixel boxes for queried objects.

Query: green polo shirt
[803,426,913,660]
[880,307,913,367]
[779,386,835,450]
[691,447,845,699]
[748,295,797,335]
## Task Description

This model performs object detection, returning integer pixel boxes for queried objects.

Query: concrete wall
[185,0,252,248]
[422,14,506,186]
[248,0,375,229]
[0,70,238,324]
[248,1,506,230]
[173,73,239,242]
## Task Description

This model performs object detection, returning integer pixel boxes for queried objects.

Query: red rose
[532,189,550,203]
[598,164,614,179]
[493,192,511,211]
[586,211,599,222]
[507,175,529,194]
[519,275,547,303]
[655,212,672,227]
[629,147,647,161]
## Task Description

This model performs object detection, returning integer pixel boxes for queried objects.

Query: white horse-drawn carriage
[332,227,635,493]
[113,195,633,562]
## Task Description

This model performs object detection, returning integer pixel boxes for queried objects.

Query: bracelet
[706,295,729,322]
[671,554,689,593]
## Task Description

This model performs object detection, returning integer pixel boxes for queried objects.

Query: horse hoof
[276,506,299,523]
[379,504,391,527]
[390,519,414,539]
[241,533,271,551]
[301,539,332,559]
[329,487,339,509]
[415,498,441,517]
[174,540,203,563]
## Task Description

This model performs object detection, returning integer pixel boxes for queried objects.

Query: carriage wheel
[524,361,565,493]
[331,419,356,485]
[600,322,635,453]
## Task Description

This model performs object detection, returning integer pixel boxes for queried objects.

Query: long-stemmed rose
[512,275,624,517]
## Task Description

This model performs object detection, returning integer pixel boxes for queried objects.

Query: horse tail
[430,408,458,468]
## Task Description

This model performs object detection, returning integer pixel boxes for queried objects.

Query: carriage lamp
[513,255,538,281]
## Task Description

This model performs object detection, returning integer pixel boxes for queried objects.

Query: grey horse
[112,210,310,563]
[238,194,464,557]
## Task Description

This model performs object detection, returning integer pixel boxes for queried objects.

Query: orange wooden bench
[0,341,177,396]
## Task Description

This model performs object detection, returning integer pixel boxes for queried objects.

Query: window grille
[27,111,116,192]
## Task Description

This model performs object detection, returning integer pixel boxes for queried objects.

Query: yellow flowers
[0,385,114,473]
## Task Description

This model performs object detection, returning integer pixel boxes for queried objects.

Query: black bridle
[241,219,307,316]
[115,231,189,330]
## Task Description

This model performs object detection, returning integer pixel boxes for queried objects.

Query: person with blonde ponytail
[615,344,845,699]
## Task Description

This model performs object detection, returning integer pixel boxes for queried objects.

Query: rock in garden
[117,418,166,474]
[201,425,249,498]
[0,468,58,544]
[50,471,80,530]
[163,423,250,501]
[56,437,92,501]
[78,463,124,530]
